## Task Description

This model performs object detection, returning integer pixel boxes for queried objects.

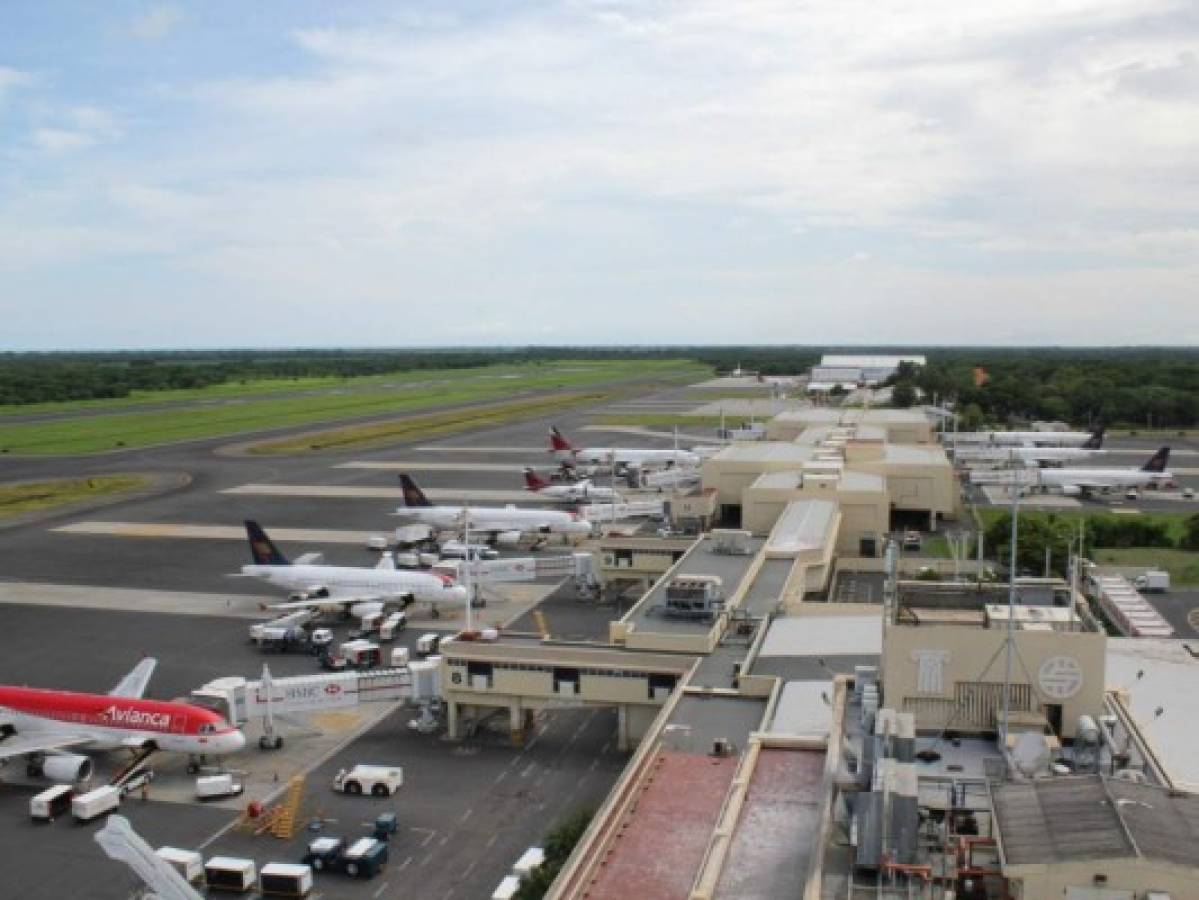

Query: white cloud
[4,1,1199,345]
[28,106,122,155]
[128,4,184,41]
[0,65,32,101]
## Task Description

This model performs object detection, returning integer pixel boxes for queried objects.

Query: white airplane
[946,428,1100,447]
[240,521,468,616]
[954,429,1106,467]
[1037,447,1172,497]
[523,468,618,503]
[396,474,594,544]
[549,426,699,471]
[0,658,245,783]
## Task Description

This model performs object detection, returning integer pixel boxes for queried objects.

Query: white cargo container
[204,856,257,892]
[196,774,244,800]
[492,875,522,900]
[260,862,313,897]
[30,784,74,822]
[71,785,120,823]
[333,764,403,797]
[390,646,410,668]
[513,846,546,878]
[156,847,204,884]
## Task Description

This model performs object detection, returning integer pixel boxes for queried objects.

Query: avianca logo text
[102,705,171,729]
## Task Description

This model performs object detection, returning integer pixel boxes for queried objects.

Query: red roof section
[584,750,739,900]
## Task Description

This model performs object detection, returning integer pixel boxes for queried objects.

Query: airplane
[523,468,618,503]
[0,658,245,783]
[953,428,1106,466]
[1036,447,1172,497]
[549,426,699,471]
[239,521,468,616]
[396,474,593,544]
[945,428,1100,448]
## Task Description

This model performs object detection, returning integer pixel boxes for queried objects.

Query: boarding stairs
[110,746,156,790]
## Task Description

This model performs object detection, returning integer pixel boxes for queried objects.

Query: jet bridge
[192,662,440,749]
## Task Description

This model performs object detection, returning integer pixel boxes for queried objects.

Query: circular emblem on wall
[1038,656,1083,700]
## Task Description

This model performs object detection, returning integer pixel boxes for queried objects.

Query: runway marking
[458,807,474,824]
[372,881,390,898]
[221,484,554,504]
[337,461,533,473]
[485,833,498,850]
[439,833,452,847]
[520,762,537,779]
[415,827,436,847]
[0,581,269,620]
[53,521,380,544]
[494,770,509,784]
[461,860,477,881]
[398,856,413,872]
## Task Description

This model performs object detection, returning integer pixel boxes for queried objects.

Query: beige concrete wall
[1006,858,1198,898]
[882,624,1106,739]
[834,499,889,555]
[743,497,787,535]
[852,460,955,516]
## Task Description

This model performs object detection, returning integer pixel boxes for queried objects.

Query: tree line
[982,511,1199,577]
[1,348,1195,424]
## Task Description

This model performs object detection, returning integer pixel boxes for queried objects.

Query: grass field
[1091,548,1199,585]
[0,360,706,417]
[0,360,707,455]
[0,476,147,519]
[248,392,612,455]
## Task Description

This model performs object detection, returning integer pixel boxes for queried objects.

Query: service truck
[196,774,244,800]
[30,784,74,822]
[72,785,120,823]
[302,836,388,878]
[333,764,403,797]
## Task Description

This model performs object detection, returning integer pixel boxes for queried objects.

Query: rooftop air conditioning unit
[711,738,732,757]
[711,529,753,555]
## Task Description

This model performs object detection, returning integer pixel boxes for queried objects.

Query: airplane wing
[0,729,92,761]
[266,593,391,612]
[108,657,157,699]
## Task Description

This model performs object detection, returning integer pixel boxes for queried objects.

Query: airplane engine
[37,753,94,783]
[350,601,385,620]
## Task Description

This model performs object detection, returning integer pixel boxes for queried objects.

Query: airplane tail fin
[398,473,432,507]
[549,426,575,454]
[1084,426,1106,449]
[246,520,289,566]
[108,657,158,699]
[523,467,549,491]
[1141,447,1170,473]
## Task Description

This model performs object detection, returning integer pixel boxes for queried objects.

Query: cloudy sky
[2,1,1198,349]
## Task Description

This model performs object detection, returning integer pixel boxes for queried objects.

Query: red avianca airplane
[0,658,244,782]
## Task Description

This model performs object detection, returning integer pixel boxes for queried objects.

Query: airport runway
[0,383,706,898]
